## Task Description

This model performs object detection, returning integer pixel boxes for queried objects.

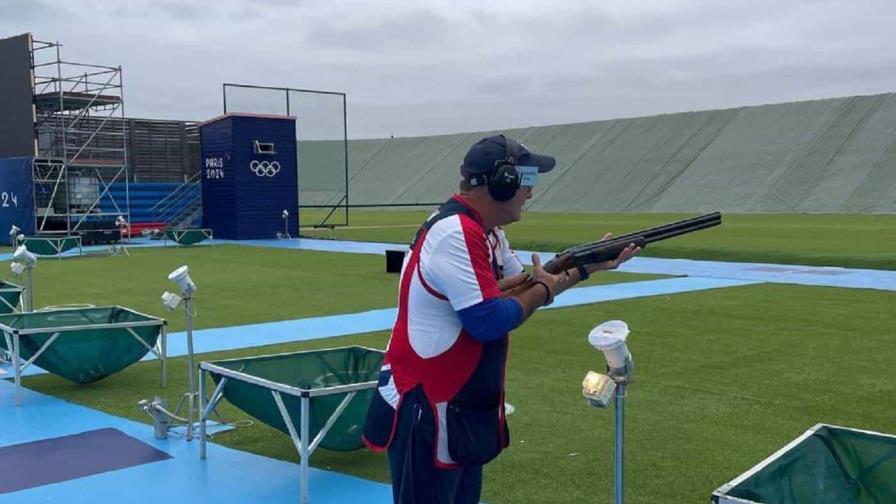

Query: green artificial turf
[20,281,896,503]
[299,210,896,270]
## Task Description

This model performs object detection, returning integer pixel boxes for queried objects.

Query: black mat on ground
[0,428,172,494]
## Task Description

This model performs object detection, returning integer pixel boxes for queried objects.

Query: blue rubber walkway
[152,276,760,358]
[230,238,896,291]
[7,235,891,291]
[228,237,398,255]
[616,257,896,291]
[0,379,392,504]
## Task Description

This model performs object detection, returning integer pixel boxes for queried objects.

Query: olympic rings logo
[250,160,281,177]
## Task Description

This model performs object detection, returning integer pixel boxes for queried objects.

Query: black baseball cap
[461,135,556,177]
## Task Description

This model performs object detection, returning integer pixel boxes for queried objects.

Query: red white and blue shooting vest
[362,195,524,468]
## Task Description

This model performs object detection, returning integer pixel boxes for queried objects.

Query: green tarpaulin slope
[299,93,896,213]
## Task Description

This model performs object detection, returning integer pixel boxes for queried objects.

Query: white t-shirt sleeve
[421,217,501,311]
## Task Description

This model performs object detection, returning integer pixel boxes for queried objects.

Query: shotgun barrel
[541,212,721,274]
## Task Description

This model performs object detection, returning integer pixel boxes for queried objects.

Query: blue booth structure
[0,157,36,245]
[200,114,298,240]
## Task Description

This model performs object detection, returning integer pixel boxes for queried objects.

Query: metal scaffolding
[30,38,129,234]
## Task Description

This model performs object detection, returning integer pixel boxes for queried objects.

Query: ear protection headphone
[468,135,522,202]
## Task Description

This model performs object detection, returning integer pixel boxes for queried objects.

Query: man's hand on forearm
[581,233,641,274]
[501,233,640,310]
[508,240,640,320]
[586,238,640,273]
[511,253,570,320]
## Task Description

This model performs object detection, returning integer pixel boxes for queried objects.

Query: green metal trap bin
[21,234,82,258]
[712,423,896,504]
[164,228,213,246]
[0,282,24,314]
[199,346,384,504]
[0,306,168,406]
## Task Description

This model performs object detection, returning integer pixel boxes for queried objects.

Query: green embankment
[301,94,896,214]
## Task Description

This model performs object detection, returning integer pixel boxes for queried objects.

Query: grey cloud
[2,0,894,139]
[305,8,452,51]
[247,0,305,7]
[0,0,66,22]
[154,1,203,20]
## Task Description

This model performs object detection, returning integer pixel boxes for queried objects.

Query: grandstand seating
[99,182,201,233]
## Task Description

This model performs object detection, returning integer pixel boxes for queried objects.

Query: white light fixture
[588,320,632,378]
[583,320,634,504]
[10,262,25,276]
[158,264,201,441]
[11,245,37,312]
[161,291,182,311]
[12,245,37,267]
[278,209,292,240]
[168,265,196,296]
[582,371,616,408]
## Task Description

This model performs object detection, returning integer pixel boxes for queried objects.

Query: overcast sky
[3,0,895,139]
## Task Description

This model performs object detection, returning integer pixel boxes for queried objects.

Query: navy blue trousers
[387,389,483,504]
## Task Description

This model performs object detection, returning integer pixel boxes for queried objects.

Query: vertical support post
[160,324,167,388]
[13,333,21,406]
[56,42,66,167]
[64,159,71,236]
[29,159,38,236]
[301,395,311,504]
[185,296,196,441]
[614,383,626,504]
[25,267,34,312]
[342,93,349,226]
[199,367,207,459]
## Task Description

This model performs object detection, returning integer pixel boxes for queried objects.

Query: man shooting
[363,135,640,504]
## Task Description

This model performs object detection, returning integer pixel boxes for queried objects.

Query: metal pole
[199,367,207,459]
[342,93,349,226]
[13,334,21,406]
[120,65,131,225]
[614,383,626,504]
[56,42,66,163]
[160,325,167,388]
[26,267,34,312]
[301,396,310,504]
[55,42,72,236]
[185,296,196,441]
[30,160,38,235]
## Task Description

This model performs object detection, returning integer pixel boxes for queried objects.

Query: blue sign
[0,157,34,244]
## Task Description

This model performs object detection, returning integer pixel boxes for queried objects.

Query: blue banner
[0,157,34,245]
